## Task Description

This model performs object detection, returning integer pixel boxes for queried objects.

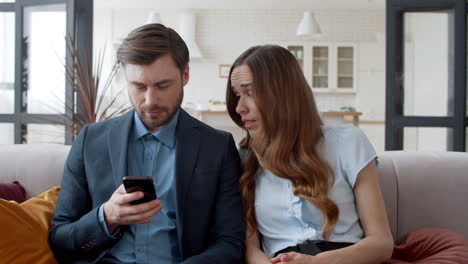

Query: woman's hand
[245,227,273,264]
[271,252,324,264]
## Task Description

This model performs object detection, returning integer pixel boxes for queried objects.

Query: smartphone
[122,176,157,205]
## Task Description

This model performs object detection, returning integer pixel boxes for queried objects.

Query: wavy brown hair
[226,45,339,239]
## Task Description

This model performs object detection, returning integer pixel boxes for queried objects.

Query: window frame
[0,0,92,144]
[386,0,467,151]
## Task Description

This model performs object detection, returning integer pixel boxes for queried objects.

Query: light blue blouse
[240,125,377,257]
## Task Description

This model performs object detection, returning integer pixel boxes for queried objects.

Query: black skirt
[274,241,354,257]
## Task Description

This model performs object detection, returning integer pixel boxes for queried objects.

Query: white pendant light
[179,12,203,59]
[146,11,163,24]
[296,11,322,36]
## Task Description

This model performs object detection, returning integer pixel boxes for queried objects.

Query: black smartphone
[122,176,157,205]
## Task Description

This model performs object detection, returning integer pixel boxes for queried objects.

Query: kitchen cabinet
[282,43,357,93]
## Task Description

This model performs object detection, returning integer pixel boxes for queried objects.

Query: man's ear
[182,64,189,86]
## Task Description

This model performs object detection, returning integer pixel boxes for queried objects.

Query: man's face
[125,54,189,133]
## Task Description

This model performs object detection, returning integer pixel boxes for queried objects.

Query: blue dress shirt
[98,110,181,263]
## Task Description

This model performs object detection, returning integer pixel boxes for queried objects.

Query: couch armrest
[378,151,468,242]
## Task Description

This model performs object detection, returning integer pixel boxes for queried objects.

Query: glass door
[287,45,304,70]
[386,0,466,151]
[312,46,329,89]
[336,46,354,89]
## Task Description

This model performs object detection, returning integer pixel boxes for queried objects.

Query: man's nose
[145,88,158,106]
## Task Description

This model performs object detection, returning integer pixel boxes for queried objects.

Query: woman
[226,45,393,264]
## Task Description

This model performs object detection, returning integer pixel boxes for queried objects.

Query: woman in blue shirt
[225,45,393,264]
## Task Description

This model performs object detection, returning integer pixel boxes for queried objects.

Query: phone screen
[122,176,157,205]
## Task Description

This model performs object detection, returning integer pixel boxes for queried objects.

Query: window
[0,0,93,145]
[386,0,467,151]
[0,11,14,114]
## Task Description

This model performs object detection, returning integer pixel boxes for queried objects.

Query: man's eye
[158,83,171,89]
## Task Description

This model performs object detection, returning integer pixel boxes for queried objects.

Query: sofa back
[0,144,70,199]
[1,145,467,242]
[377,151,468,242]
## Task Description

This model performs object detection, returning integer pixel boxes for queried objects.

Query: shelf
[201,110,228,114]
[322,111,362,117]
[312,88,356,94]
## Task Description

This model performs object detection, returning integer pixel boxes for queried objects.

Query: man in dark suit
[49,23,245,264]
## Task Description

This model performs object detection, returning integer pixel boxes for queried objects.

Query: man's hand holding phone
[103,178,161,234]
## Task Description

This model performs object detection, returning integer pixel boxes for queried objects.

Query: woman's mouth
[243,120,256,129]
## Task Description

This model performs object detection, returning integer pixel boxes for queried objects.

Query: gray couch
[0,144,70,198]
[377,151,468,242]
[0,144,467,242]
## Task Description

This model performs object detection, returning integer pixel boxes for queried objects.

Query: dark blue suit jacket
[49,109,245,263]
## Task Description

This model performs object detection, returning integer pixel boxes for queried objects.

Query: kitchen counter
[199,110,362,145]
[321,111,362,126]
[201,110,362,125]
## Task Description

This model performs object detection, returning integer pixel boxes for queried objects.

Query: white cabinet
[282,43,357,93]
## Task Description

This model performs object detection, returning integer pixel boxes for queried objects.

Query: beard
[132,87,184,133]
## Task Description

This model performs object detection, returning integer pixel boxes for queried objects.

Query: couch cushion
[385,227,468,264]
[0,181,26,203]
[0,186,60,264]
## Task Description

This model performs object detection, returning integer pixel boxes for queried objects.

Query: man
[49,23,245,264]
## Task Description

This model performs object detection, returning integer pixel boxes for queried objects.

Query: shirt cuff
[98,203,121,239]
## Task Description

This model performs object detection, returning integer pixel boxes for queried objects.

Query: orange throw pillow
[0,186,60,264]
[385,227,468,264]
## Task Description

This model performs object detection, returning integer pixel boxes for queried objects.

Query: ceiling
[94,0,385,10]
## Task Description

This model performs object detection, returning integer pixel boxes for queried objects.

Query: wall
[356,39,386,153]
[94,8,386,151]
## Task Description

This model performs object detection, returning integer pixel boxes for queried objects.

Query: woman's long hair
[226,45,339,239]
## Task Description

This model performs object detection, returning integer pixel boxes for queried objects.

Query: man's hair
[117,23,189,73]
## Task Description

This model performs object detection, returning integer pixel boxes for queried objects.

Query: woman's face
[230,64,262,137]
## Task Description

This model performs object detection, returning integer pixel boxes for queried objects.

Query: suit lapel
[175,109,200,253]
[108,110,134,189]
